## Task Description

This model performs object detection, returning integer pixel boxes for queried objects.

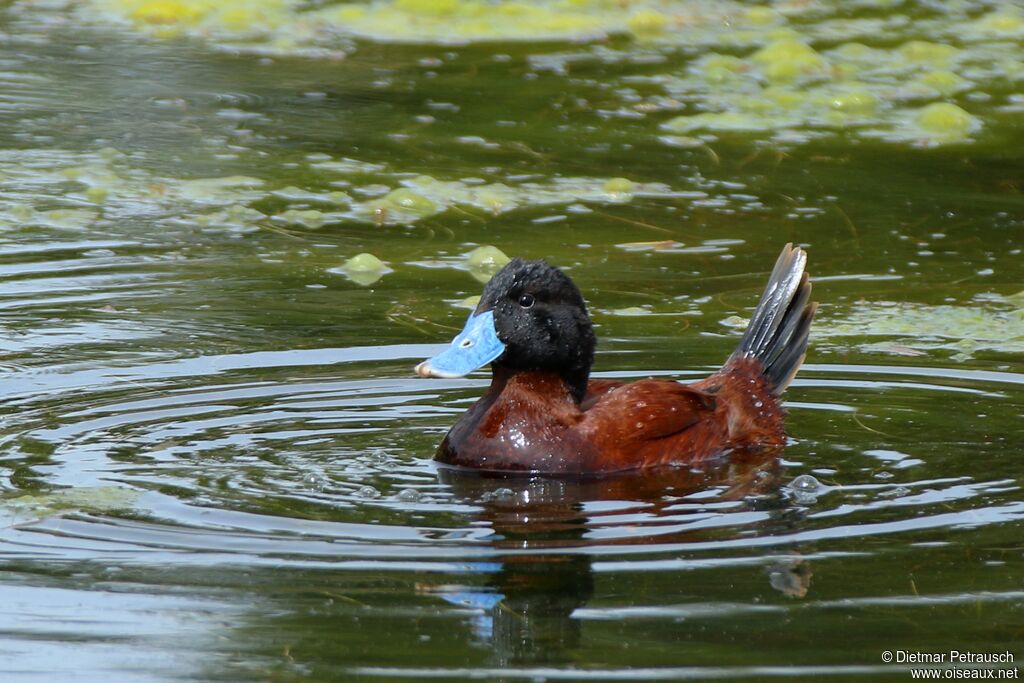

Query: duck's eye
[518,293,535,309]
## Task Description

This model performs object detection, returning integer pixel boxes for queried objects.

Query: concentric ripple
[2,349,1022,680]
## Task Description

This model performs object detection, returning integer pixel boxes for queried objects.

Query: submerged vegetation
[816,296,1024,359]
[73,0,1024,147]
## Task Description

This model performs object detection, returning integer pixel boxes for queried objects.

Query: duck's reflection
[430,449,810,666]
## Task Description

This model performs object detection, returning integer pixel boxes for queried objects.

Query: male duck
[416,244,816,475]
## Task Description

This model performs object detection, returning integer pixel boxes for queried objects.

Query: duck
[415,243,816,475]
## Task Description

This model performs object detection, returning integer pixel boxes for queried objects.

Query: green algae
[377,188,438,216]
[343,252,386,273]
[663,111,799,134]
[273,208,328,229]
[0,142,699,233]
[817,301,1024,359]
[626,9,668,36]
[610,306,652,317]
[899,41,959,66]
[84,186,109,204]
[453,295,481,309]
[271,187,352,206]
[699,54,748,84]
[58,0,1022,151]
[602,177,637,197]
[39,209,100,230]
[914,71,970,97]
[327,0,613,43]
[3,486,139,525]
[192,205,267,233]
[651,27,1006,147]
[0,206,100,231]
[615,239,682,252]
[84,0,996,54]
[1003,291,1024,307]
[473,186,520,216]
[176,176,266,204]
[0,141,703,234]
[332,252,391,286]
[466,245,510,283]
[751,38,830,83]
[965,7,1024,39]
[719,314,749,329]
[826,90,879,116]
[348,173,692,226]
[85,0,633,48]
[915,103,980,140]
[83,0,806,50]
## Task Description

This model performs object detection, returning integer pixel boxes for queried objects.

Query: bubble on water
[790,474,821,491]
[356,485,381,499]
[364,450,401,472]
[879,486,912,499]
[788,474,823,504]
[303,473,328,492]
[480,487,515,503]
[396,488,422,503]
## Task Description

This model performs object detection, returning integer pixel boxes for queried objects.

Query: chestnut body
[437,359,785,474]
[418,245,815,475]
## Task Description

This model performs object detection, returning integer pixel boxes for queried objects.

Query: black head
[477,258,596,402]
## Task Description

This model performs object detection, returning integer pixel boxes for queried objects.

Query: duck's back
[435,364,785,474]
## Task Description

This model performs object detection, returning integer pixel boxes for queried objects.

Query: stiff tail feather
[730,243,817,395]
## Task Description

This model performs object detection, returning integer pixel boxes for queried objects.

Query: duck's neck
[488,367,583,405]
[564,364,591,404]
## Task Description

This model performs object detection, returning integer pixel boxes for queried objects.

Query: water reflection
[434,450,789,667]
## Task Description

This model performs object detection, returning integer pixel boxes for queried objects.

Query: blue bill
[415,310,506,378]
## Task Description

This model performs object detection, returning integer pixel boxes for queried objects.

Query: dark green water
[0,1,1022,681]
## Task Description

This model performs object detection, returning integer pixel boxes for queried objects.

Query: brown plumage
[418,244,816,475]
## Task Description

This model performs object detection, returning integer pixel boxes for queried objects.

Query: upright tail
[730,244,816,395]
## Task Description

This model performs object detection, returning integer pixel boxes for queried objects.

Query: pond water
[0,0,1022,681]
